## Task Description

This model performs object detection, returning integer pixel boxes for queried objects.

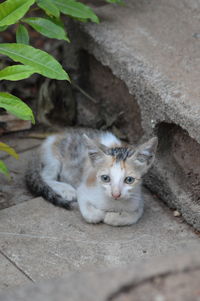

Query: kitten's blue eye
[124,176,135,184]
[101,175,110,183]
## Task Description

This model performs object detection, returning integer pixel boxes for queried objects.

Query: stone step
[1,248,200,301]
[0,194,199,291]
[75,0,200,230]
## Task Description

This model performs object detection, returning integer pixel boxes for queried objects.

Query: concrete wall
[69,0,200,230]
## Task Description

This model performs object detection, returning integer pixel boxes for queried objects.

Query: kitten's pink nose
[112,192,121,199]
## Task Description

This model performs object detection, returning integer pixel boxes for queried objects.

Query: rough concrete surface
[81,0,200,139]
[77,0,200,230]
[1,251,200,301]
[0,192,199,291]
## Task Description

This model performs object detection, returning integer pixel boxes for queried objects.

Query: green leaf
[106,0,123,3]
[72,17,87,23]
[47,16,65,28]
[0,25,8,32]
[23,17,69,41]
[54,0,99,23]
[0,0,35,27]
[0,43,70,81]
[0,65,36,81]
[0,142,19,159]
[0,160,10,177]
[16,24,29,45]
[36,0,60,18]
[0,92,35,123]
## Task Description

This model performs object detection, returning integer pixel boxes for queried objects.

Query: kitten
[26,128,157,226]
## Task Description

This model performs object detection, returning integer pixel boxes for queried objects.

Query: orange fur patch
[111,156,116,167]
[86,171,97,187]
[120,160,125,170]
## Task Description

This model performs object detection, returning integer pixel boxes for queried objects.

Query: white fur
[40,135,76,203]
[77,177,143,226]
[104,208,143,226]
[109,162,125,197]
[100,132,121,147]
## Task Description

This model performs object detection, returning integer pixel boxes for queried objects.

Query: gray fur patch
[25,155,71,209]
[106,147,134,161]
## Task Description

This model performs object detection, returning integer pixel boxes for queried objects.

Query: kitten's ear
[83,134,107,165]
[128,137,158,175]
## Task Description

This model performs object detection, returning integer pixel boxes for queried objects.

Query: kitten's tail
[25,156,70,209]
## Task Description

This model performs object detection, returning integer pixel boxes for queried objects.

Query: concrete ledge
[1,251,200,301]
[75,0,200,230]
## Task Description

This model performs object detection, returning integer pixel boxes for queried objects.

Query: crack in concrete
[0,249,35,283]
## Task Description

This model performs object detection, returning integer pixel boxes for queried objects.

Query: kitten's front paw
[80,203,105,224]
[104,212,123,226]
[56,183,77,202]
[104,211,141,226]
[64,187,77,202]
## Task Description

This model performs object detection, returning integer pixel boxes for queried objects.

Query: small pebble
[173,210,181,217]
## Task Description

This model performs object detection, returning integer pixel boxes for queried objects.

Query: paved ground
[1,194,200,291]
[0,181,200,290]
[0,134,199,294]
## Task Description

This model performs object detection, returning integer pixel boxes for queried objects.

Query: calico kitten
[26,128,157,226]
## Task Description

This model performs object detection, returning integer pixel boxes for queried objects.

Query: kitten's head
[84,135,158,201]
